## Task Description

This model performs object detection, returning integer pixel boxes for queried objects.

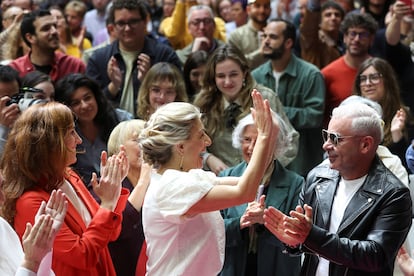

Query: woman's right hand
[93,149,128,211]
[391,108,406,143]
[251,90,279,156]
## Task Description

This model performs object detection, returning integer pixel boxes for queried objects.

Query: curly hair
[340,12,378,35]
[1,102,74,225]
[193,44,255,138]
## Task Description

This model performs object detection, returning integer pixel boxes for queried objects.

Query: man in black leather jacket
[263,102,412,276]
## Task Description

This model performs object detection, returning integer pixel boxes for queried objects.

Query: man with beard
[321,13,378,129]
[227,0,271,69]
[252,19,325,177]
[9,10,86,82]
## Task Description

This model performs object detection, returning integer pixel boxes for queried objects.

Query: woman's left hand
[93,147,129,211]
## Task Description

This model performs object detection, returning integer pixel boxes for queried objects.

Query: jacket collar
[313,156,388,231]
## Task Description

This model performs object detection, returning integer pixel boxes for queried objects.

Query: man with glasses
[85,0,181,115]
[321,13,378,128]
[263,102,412,276]
[176,5,225,65]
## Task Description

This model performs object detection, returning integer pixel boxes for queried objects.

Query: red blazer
[14,169,129,276]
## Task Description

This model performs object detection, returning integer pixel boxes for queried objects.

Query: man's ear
[360,136,374,154]
[285,38,293,49]
[24,32,35,45]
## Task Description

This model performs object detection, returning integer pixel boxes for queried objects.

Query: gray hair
[331,102,384,145]
[187,5,215,23]
[232,112,289,160]
[340,95,383,117]
[139,102,201,167]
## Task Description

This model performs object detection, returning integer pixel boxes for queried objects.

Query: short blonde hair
[108,119,146,156]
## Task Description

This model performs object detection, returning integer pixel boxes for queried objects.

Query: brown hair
[353,57,409,146]
[1,102,75,224]
[193,44,253,138]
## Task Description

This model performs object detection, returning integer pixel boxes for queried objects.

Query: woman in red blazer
[1,102,129,276]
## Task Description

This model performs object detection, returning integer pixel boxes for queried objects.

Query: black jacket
[297,156,412,276]
[85,36,181,114]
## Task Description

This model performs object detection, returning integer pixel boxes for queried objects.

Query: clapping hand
[264,204,313,247]
[391,108,406,142]
[92,146,129,211]
[240,195,266,229]
[251,89,279,166]
[22,189,68,272]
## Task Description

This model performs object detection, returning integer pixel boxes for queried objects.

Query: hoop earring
[179,155,184,171]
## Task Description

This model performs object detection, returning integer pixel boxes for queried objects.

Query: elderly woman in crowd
[219,113,303,276]
[107,119,150,276]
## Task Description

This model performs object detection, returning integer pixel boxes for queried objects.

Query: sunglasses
[322,129,358,146]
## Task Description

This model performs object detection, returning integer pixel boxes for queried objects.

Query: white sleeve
[156,169,218,223]
[15,267,36,276]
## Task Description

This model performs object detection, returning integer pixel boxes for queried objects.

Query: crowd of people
[0,0,413,275]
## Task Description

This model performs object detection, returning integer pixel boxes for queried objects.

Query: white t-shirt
[315,175,366,276]
[143,169,225,276]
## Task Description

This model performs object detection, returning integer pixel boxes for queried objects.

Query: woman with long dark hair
[55,73,132,190]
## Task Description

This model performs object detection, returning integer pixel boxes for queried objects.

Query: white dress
[143,169,225,276]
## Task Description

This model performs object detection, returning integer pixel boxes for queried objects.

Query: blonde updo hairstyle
[139,102,201,168]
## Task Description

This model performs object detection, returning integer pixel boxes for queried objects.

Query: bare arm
[186,90,279,215]
[385,1,410,45]
[128,162,152,211]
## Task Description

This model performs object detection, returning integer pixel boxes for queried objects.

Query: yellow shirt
[64,39,92,59]
[159,1,226,50]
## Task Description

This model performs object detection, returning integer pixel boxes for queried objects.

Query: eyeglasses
[190,18,214,26]
[359,73,382,86]
[149,87,177,98]
[114,18,143,29]
[322,129,357,146]
[346,30,371,40]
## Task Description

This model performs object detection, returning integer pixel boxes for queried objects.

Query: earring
[242,79,246,87]
[179,155,184,171]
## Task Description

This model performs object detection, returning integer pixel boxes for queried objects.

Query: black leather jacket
[298,156,412,276]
